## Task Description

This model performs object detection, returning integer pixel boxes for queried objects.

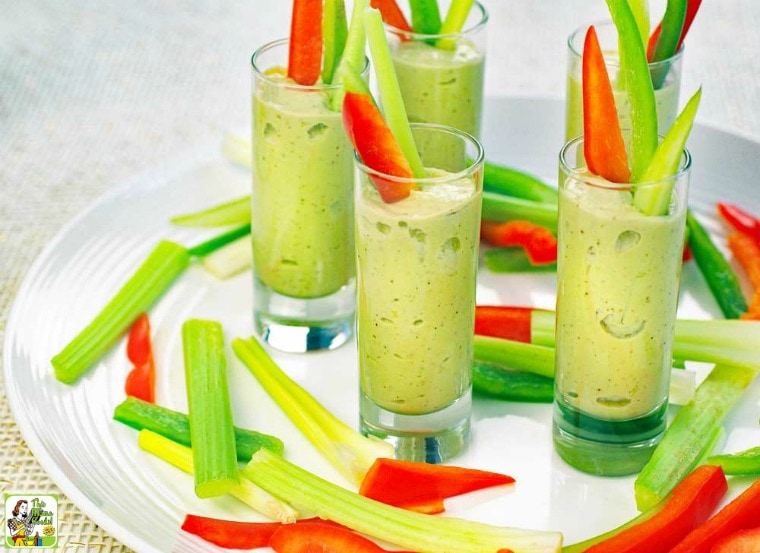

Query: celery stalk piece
[330,0,369,110]
[113,396,284,461]
[605,0,658,180]
[182,319,239,498]
[436,0,474,50]
[137,430,298,523]
[201,235,252,280]
[221,131,253,168]
[186,224,251,258]
[530,310,557,348]
[243,448,563,553]
[483,162,559,204]
[481,192,559,232]
[232,337,393,485]
[634,88,701,215]
[634,364,757,511]
[52,240,190,384]
[410,0,442,34]
[473,336,555,379]
[171,196,251,227]
[364,7,425,178]
[322,0,349,84]
[707,446,760,475]
[627,0,650,47]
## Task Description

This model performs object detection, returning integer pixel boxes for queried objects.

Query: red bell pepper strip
[124,313,155,403]
[480,220,558,265]
[669,476,760,553]
[584,464,728,553]
[711,526,760,553]
[288,0,323,86]
[474,306,534,344]
[647,0,702,62]
[370,0,412,32]
[582,25,631,183]
[718,202,760,246]
[358,458,514,514]
[269,521,396,553]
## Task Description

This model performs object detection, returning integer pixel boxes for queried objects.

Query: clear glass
[385,1,488,139]
[355,124,484,463]
[565,20,684,141]
[553,134,691,476]
[250,39,362,352]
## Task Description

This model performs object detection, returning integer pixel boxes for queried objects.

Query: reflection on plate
[5,97,760,552]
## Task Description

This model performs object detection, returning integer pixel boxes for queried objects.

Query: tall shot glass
[356,124,484,463]
[552,134,691,476]
[565,20,684,141]
[251,39,361,353]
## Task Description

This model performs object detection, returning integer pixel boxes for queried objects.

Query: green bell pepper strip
[472,361,554,403]
[650,0,687,63]
[186,224,251,258]
[627,0,650,46]
[410,0,442,34]
[707,446,760,475]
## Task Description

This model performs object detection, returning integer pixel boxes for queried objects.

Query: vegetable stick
[287,0,323,86]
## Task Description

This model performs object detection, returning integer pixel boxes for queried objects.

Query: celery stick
[232,337,393,485]
[52,240,190,384]
[171,196,251,227]
[202,235,252,279]
[436,0,474,49]
[243,448,563,553]
[410,0,442,34]
[364,7,425,178]
[484,162,559,204]
[182,319,239,498]
[634,364,757,511]
[634,88,701,215]
[482,192,559,232]
[186,224,251,258]
[137,430,298,522]
[330,0,369,110]
[113,396,284,460]
[473,335,555,379]
[322,0,349,84]
[222,131,253,168]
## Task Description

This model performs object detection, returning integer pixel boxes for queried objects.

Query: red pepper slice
[711,526,760,553]
[370,0,412,32]
[670,476,760,553]
[342,90,416,203]
[718,202,760,246]
[647,0,702,62]
[358,458,514,514]
[585,464,728,553]
[269,522,393,553]
[480,220,558,265]
[124,313,155,403]
[582,25,631,183]
[287,0,323,86]
[474,305,534,344]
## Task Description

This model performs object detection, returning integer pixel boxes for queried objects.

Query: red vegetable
[582,25,631,183]
[718,202,760,246]
[358,458,514,514]
[342,90,416,203]
[124,313,155,403]
[480,220,557,265]
[647,0,702,62]
[669,476,760,553]
[474,305,534,344]
[585,464,727,553]
[270,522,392,553]
[711,526,760,553]
[287,0,323,85]
[370,0,412,33]
[726,231,760,320]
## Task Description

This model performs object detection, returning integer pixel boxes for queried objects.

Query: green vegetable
[186,224,251,258]
[221,131,254,168]
[707,446,760,475]
[242,448,563,553]
[484,162,558,204]
[687,211,749,319]
[52,240,190,384]
[481,192,558,232]
[650,0,687,63]
[562,502,661,553]
[472,361,554,403]
[137,429,298,522]
[170,196,251,227]
[232,336,393,485]
[473,335,555,379]
[634,364,757,511]
[330,0,369,110]
[201,235,252,279]
[322,0,349,84]
[627,0,650,46]
[410,0,442,34]
[113,396,284,461]
[484,247,557,273]
[436,0,474,49]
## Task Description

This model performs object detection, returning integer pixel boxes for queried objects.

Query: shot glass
[385,1,488,139]
[552,134,690,476]
[251,39,360,353]
[356,124,484,463]
[565,20,684,141]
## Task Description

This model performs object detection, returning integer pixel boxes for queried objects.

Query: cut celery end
[202,235,253,279]
[52,240,190,384]
[243,448,563,553]
[232,337,393,485]
[137,430,298,522]
[182,319,239,498]
[171,196,251,227]
[473,335,555,379]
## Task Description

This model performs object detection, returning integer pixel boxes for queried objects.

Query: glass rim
[354,123,485,185]
[383,1,488,41]
[251,37,369,91]
[558,133,692,189]
[567,19,685,70]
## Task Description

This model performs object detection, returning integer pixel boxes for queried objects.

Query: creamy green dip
[356,173,481,416]
[252,72,354,299]
[555,174,686,421]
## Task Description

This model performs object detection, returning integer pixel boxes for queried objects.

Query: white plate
[5,97,760,552]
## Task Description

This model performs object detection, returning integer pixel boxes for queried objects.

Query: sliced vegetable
[481,192,558,232]
[186,223,251,258]
[669,475,760,553]
[474,305,533,344]
[52,240,190,384]
[483,247,557,274]
[232,337,393,485]
[480,220,557,265]
[113,396,284,461]
[330,0,369,111]
[182,514,283,549]
[708,447,760,475]
[687,211,749,319]
[270,521,395,552]
[222,130,254,168]
[582,25,631,183]
[437,0,474,49]
[627,0,650,46]
[711,526,760,553]
[242,448,563,553]
[634,364,757,511]
[358,458,514,514]
[287,0,323,86]
[322,0,349,84]
[370,0,412,32]
[647,0,702,62]
[124,313,155,403]
[473,335,555,379]
[409,0,442,34]
[182,319,239,498]
[201,235,252,280]
[649,0,687,64]
[483,162,558,204]
[170,196,251,227]
[472,361,554,403]
[718,202,760,246]
[139,430,298,523]
[728,232,760,288]
[562,503,663,553]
